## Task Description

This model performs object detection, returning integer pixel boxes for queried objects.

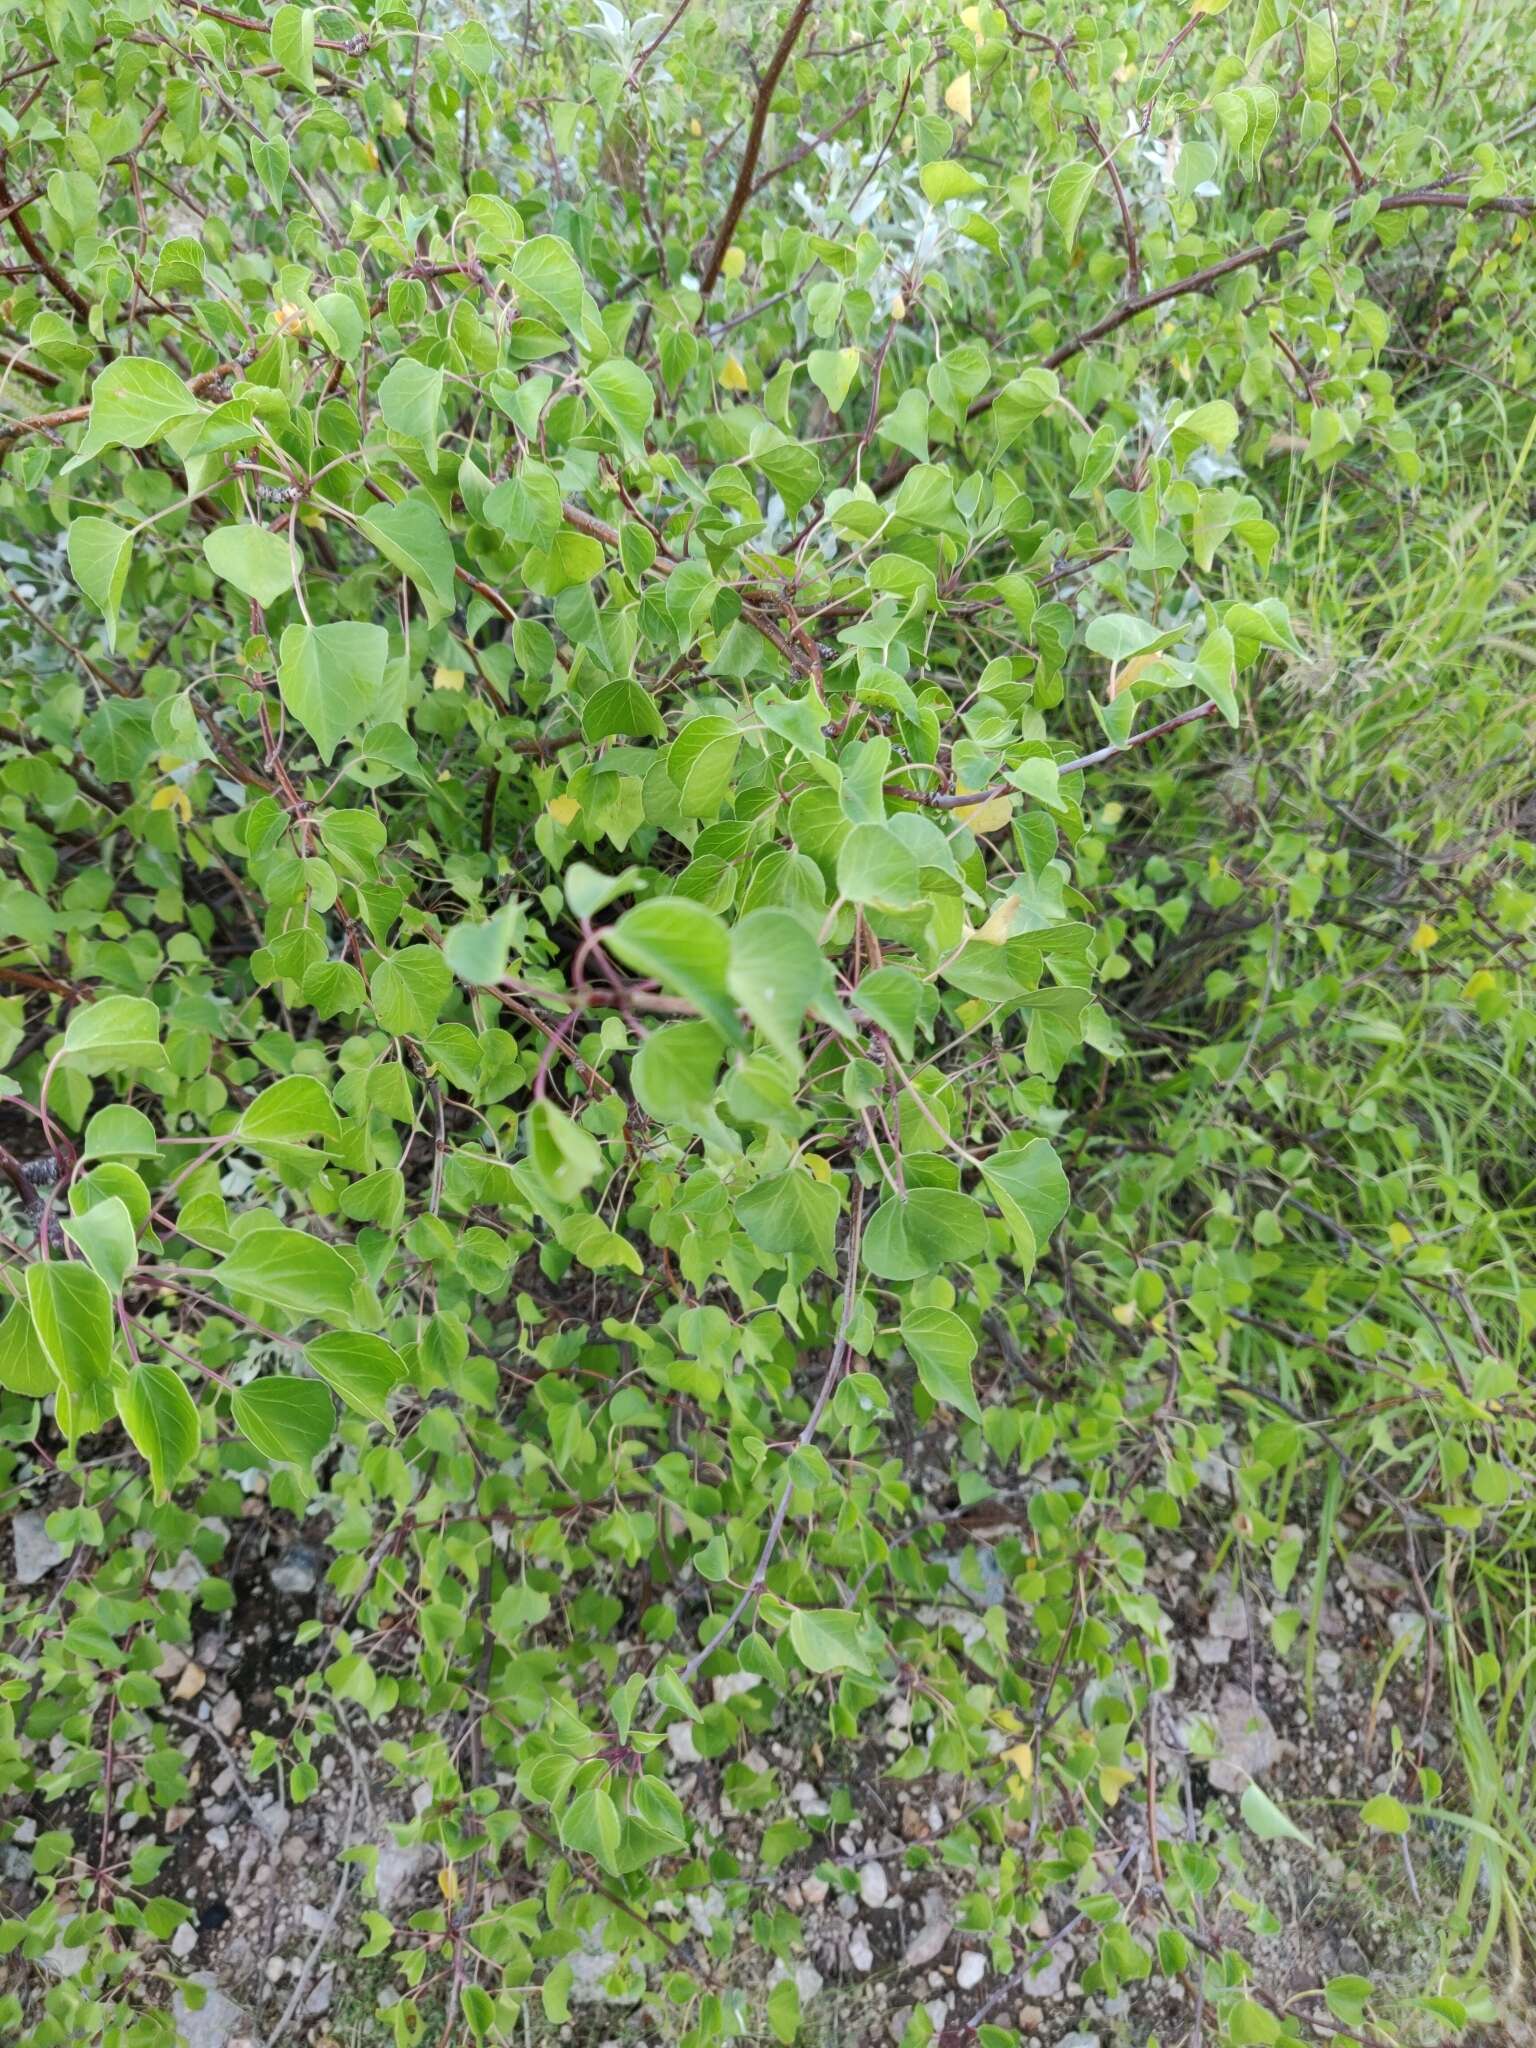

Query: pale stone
[12,1511,66,1587]
[171,1975,247,2048]
[903,1893,953,1968]
[1208,1684,1280,1793]
[172,1662,207,1702]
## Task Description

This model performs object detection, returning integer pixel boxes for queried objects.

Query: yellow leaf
[1462,969,1497,1000]
[432,666,466,692]
[1410,921,1439,952]
[721,245,746,282]
[1003,1740,1034,1782]
[944,70,973,124]
[437,1865,460,1903]
[689,118,702,137]
[1387,1222,1413,1251]
[547,794,581,827]
[364,140,379,170]
[1098,1766,1135,1806]
[889,292,907,321]
[971,892,1020,945]
[1107,651,1165,700]
[150,784,192,824]
[274,300,308,335]
[955,786,1014,833]
[720,353,750,394]
[805,1153,832,1184]
[1111,1302,1137,1327]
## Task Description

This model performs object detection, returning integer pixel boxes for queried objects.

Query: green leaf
[560,1784,622,1871]
[270,2,315,89]
[358,494,457,621]
[0,1301,55,1398]
[277,622,390,764]
[371,945,452,1036]
[982,1138,1068,1248]
[1240,1781,1315,1846]
[993,368,1060,454]
[607,899,744,1046]
[378,357,445,471]
[582,678,666,743]
[726,908,839,1066]
[509,235,586,333]
[25,1261,113,1410]
[667,716,741,817]
[239,1074,340,1147]
[1323,1977,1373,2028]
[1047,160,1098,246]
[67,517,133,650]
[901,1306,982,1422]
[1360,1794,1411,1834]
[836,824,921,911]
[767,1975,801,2046]
[442,903,522,987]
[863,1189,988,1280]
[527,1099,603,1203]
[807,347,860,413]
[586,358,654,456]
[115,1364,199,1500]
[737,1169,841,1274]
[212,1226,359,1326]
[787,1607,879,1676]
[62,996,165,1075]
[231,1375,336,1464]
[203,523,296,608]
[66,358,201,470]
[61,1196,137,1293]
[1171,400,1240,465]
[921,160,987,203]
[630,1020,729,1137]
[303,1332,406,1426]
[1194,625,1240,726]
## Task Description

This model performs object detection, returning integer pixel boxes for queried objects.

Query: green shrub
[0,1,1530,2043]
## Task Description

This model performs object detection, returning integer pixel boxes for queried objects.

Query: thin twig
[696,0,816,302]
[672,1182,865,1690]
[888,700,1221,811]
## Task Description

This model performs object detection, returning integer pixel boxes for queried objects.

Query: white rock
[1023,1946,1067,1999]
[848,1924,874,1972]
[170,1921,199,1960]
[212,1693,242,1739]
[268,1546,320,1596]
[857,1862,888,1909]
[172,1662,207,1702]
[1208,1581,1249,1640]
[902,1893,953,1968]
[793,1961,824,2002]
[665,1721,699,1764]
[1193,1635,1232,1667]
[711,1671,759,1705]
[800,1875,829,1906]
[40,1916,87,1978]
[956,1952,985,1991]
[1208,1684,1280,1793]
[12,1510,65,1587]
[152,1551,205,1595]
[171,1975,247,2048]
[374,1837,434,1908]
